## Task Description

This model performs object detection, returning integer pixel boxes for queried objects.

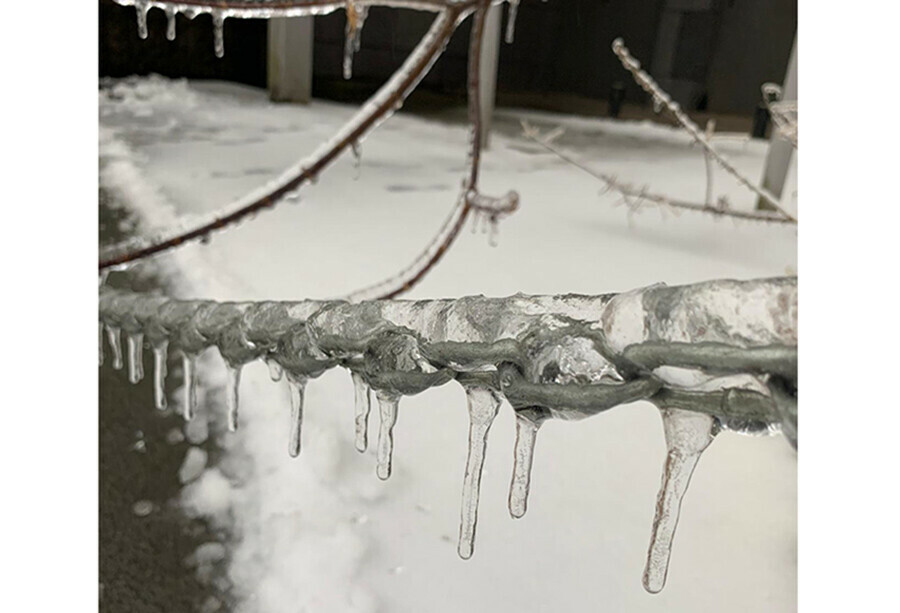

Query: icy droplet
[351,371,371,452]
[266,357,284,381]
[375,391,400,480]
[505,0,520,44]
[127,332,144,384]
[225,363,242,432]
[152,341,169,410]
[182,352,198,421]
[643,408,719,594]
[509,413,543,519]
[106,325,123,371]
[132,500,154,517]
[165,7,177,41]
[136,1,149,40]
[287,375,308,458]
[457,387,501,560]
[212,11,225,58]
[99,323,105,366]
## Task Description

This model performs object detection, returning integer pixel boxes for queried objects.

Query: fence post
[757,33,797,210]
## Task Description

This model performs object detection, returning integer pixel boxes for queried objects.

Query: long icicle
[99,323,105,367]
[505,0,520,44]
[375,391,400,480]
[351,371,372,452]
[181,352,197,421]
[457,387,502,560]
[106,325,123,371]
[127,333,144,383]
[225,363,243,432]
[643,408,719,593]
[212,10,226,58]
[135,0,149,40]
[152,341,168,410]
[508,412,543,518]
[287,375,308,458]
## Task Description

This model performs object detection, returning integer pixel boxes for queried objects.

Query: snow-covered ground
[100,75,797,612]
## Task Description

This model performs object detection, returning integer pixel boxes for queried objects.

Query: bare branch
[611,38,797,223]
[521,121,796,225]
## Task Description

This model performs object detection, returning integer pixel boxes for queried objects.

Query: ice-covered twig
[611,38,797,223]
[342,0,520,300]
[521,121,796,225]
[100,3,470,271]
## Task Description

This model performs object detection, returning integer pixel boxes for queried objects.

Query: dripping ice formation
[643,409,719,593]
[99,277,797,593]
[457,386,501,559]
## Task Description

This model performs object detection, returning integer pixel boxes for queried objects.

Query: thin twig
[521,121,796,225]
[612,38,797,223]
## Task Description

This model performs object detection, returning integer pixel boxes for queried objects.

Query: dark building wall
[99,0,795,115]
[706,0,797,114]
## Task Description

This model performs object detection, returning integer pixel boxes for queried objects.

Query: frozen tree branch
[100,2,472,272]
[102,0,520,301]
[521,121,796,225]
[99,275,797,591]
[612,38,797,224]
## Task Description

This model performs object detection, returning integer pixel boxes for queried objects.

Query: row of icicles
[101,316,722,594]
[129,0,522,66]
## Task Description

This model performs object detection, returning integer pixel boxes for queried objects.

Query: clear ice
[212,11,225,58]
[266,357,284,382]
[457,387,501,559]
[508,413,543,519]
[343,4,368,79]
[351,372,372,453]
[287,375,308,458]
[375,391,400,480]
[225,363,242,432]
[182,352,198,421]
[152,341,168,410]
[165,8,177,41]
[127,332,144,384]
[505,0,520,44]
[643,408,719,594]
[135,1,149,40]
[106,325,123,371]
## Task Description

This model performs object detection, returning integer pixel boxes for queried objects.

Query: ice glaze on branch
[521,121,797,225]
[612,38,797,223]
[100,276,796,591]
[100,3,470,271]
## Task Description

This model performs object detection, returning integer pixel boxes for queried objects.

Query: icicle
[165,8,177,41]
[266,358,284,382]
[508,413,543,518]
[127,332,144,384]
[643,408,719,594]
[505,0,520,44]
[351,141,362,178]
[375,391,400,480]
[287,375,308,458]
[342,3,368,80]
[99,323,105,367]
[488,215,499,247]
[652,96,663,114]
[136,1,149,40]
[152,341,168,411]
[212,11,225,58]
[351,372,371,452]
[182,353,198,421]
[225,363,243,432]
[457,387,501,560]
[106,325,123,371]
